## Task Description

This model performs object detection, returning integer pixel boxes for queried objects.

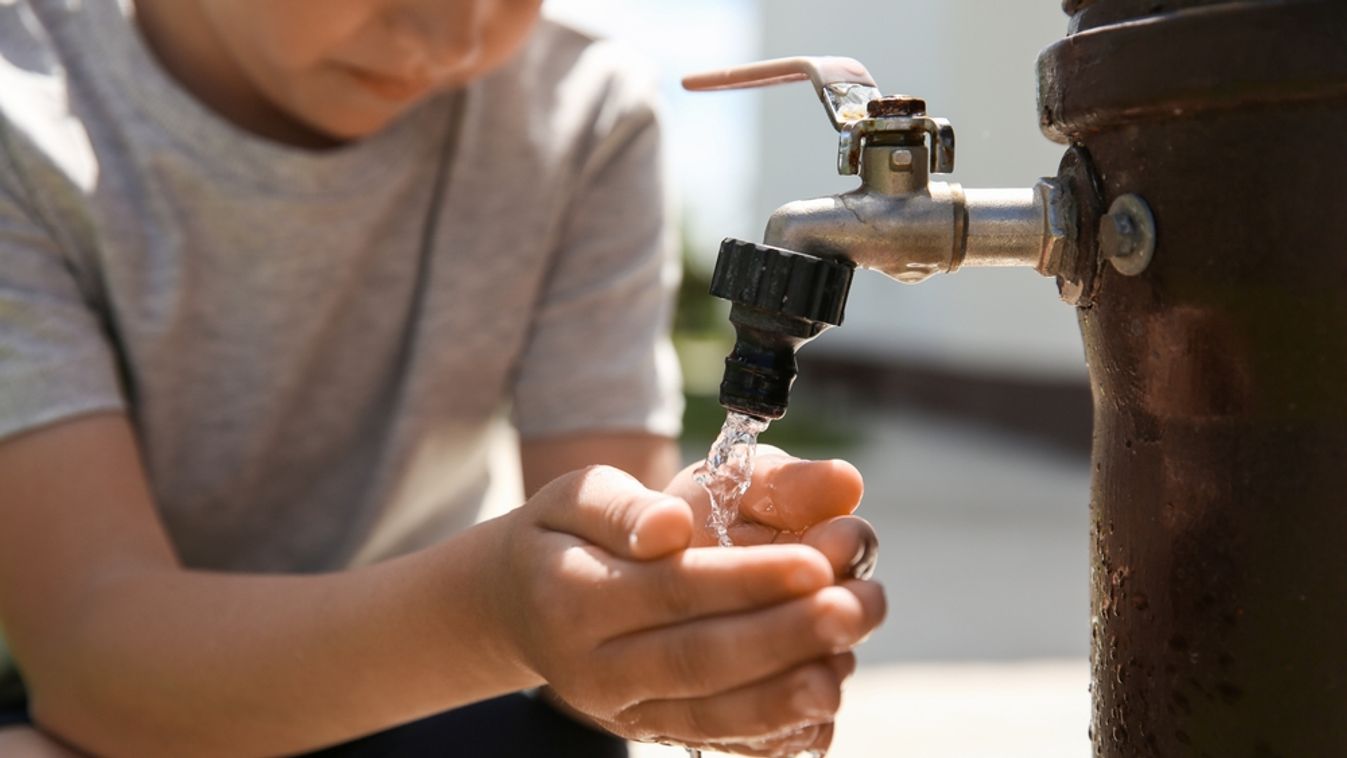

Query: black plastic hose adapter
[708,238,855,420]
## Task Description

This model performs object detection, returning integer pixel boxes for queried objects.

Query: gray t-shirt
[0,0,684,573]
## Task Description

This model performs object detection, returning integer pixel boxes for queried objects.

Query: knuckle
[563,465,624,504]
[578,463,627,489]
[579,465,645,525]
[551,466,593,495]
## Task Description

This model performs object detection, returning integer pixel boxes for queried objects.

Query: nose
[389,0,487,76]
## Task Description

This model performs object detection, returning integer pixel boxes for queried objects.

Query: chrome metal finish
[837,115,955,176]
[863,147,925,196]
[962,188,1045,269]
[763,148,1070,285]
[686,56,1093,295]
[763,161,966,284]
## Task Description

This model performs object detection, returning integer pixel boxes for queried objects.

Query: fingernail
[846,537,879,580]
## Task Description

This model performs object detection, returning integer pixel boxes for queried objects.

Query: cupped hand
[664,445,880,581]
[497,465,886,755]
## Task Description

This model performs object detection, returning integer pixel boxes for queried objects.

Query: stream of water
[687,413,822,758]
[694,411,770,547]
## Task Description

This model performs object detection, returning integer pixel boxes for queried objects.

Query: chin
[316,115,393,141]
[293,103,401,144]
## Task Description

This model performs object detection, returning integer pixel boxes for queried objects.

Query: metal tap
[684,56,1154,419]
[685,56,1083,284]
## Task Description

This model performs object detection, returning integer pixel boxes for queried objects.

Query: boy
[0,1,884,755]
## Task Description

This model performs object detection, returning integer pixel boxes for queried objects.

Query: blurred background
[542,1,1093,755]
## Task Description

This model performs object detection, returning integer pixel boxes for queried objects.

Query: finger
[739,456,865,534]
[701,655,849,756]
[825,650,858,683]
[533,465,694,559]
[600,580,886,701]
[610,544,834,631]
[619,656,847,743]
[801,516,880,580]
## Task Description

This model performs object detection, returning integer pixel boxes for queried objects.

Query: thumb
[532,465,695,560]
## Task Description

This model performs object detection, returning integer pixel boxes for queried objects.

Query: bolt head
[1099,213,1137,259]
[1099,194,1156,276]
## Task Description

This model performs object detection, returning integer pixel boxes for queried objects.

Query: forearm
[28,515,539,758]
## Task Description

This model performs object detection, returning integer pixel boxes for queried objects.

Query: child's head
[142,1,543,142]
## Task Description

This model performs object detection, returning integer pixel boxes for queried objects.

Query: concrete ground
[643,403,1095,756]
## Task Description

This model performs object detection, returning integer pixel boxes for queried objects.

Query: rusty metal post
[1039,1,1347,755]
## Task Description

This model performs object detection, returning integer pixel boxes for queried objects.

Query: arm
[1,415,884,758]
[0,131,536,755]
[0,413,537,757]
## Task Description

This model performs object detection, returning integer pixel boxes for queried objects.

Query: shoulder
[489,17,661,146]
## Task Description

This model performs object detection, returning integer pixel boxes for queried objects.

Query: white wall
[757,0,1086,379]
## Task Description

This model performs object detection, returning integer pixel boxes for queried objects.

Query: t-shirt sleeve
[0,146,125,442]
[509,81,684,440]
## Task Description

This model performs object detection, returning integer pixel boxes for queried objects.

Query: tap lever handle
[681,56,876,91]
[682,56,881,130]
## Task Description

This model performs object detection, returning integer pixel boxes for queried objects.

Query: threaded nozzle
[708,239,854,420]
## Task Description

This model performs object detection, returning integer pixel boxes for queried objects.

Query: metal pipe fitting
[763,161,1069,285]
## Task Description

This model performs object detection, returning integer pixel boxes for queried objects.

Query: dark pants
[0,693,628,758]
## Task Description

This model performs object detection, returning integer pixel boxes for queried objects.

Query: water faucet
[684,56,1154,420]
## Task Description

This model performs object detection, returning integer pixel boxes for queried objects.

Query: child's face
[197,0,543,139]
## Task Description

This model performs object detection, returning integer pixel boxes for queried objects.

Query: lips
[343,66,431,102]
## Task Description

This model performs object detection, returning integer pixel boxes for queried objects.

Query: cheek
[205,0,369,72]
